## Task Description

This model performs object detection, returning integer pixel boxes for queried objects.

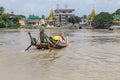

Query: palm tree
[0,7,4,15]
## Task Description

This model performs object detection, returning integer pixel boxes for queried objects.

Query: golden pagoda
[88,8,96,28]
[90,8,96,20]
[48,9,55,20]
[47,9,56,25]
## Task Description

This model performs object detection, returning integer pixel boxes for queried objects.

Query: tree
[75,16,81,24]
[41,15,45,19]
[82,15,87,19]
[93,12,113,29]
[0,7,22,28]
[0,7,4,15]
[68,15,81,25]
[12,15,22,24]
[68,16,76,25]
[0,17,6,28]
[115,8,120,15]
[0,11,8,28]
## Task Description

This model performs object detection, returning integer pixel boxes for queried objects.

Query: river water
[0,28,120,80]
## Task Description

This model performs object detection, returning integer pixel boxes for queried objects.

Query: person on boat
[39,23,54,48]
[59,34,65,41]
[52,34,66,44]
[39,24,45,43]
[59,34,66,43]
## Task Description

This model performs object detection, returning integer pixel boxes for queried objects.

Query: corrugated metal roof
[27,15,41,20]
[114,15,120,19]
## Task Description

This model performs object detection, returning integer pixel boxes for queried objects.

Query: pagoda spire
[90,7,96,20]
[88,7,96,28]
[48,9,55,20]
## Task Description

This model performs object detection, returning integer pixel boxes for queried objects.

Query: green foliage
[2,14,9,22]
[93,12,113,29]
[68,15,81,25]
[8,23,20,29]
[68,16,76,24]
[82,15,87,19]
[0,19,6,28]
[0,14,21,28]
[0,7,4,15]
[12,15,22,24]
[115,8,120,15]
[0,7,6,28]
[75,16,81,23]
[41,15,45,19]
[0,7,21,28]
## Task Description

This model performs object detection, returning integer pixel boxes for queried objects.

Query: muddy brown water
[0,29,120,80]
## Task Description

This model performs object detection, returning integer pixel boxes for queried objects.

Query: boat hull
[36,36,68,49]
[35,42,67,49]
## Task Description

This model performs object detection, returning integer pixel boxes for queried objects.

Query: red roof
[55,9,75,12]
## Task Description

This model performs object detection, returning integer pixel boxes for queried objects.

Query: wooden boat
[27,32,68,50]
[36,39,68,49]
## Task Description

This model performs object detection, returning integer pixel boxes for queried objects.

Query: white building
[54,8,75,24]
[79,19,87,26]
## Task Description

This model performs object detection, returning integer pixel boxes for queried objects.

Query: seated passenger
[52,35,66,44]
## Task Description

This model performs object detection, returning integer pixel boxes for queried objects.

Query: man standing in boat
[39,23,54,49]
[39,23,45,43]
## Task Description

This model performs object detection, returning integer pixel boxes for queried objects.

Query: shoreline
[0,27,78,32]
[0,27,120,32]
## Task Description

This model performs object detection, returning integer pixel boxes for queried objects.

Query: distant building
[7,12,15,23]
[19,15,45,26]
[113,15,120,25]
[79,18,87,26]
[54,8,75,24]
[19,15,26,20]
[6,12,26,26]
[19,20,26,26]
[19,15,26,26]
[26,15,42,26]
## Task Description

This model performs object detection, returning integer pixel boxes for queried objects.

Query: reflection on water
[1,29,120,80]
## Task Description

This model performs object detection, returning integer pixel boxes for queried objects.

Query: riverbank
[0,26,78,32]
[0,27,120,32]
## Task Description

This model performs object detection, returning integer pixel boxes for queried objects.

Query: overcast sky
[0,0,120,17]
